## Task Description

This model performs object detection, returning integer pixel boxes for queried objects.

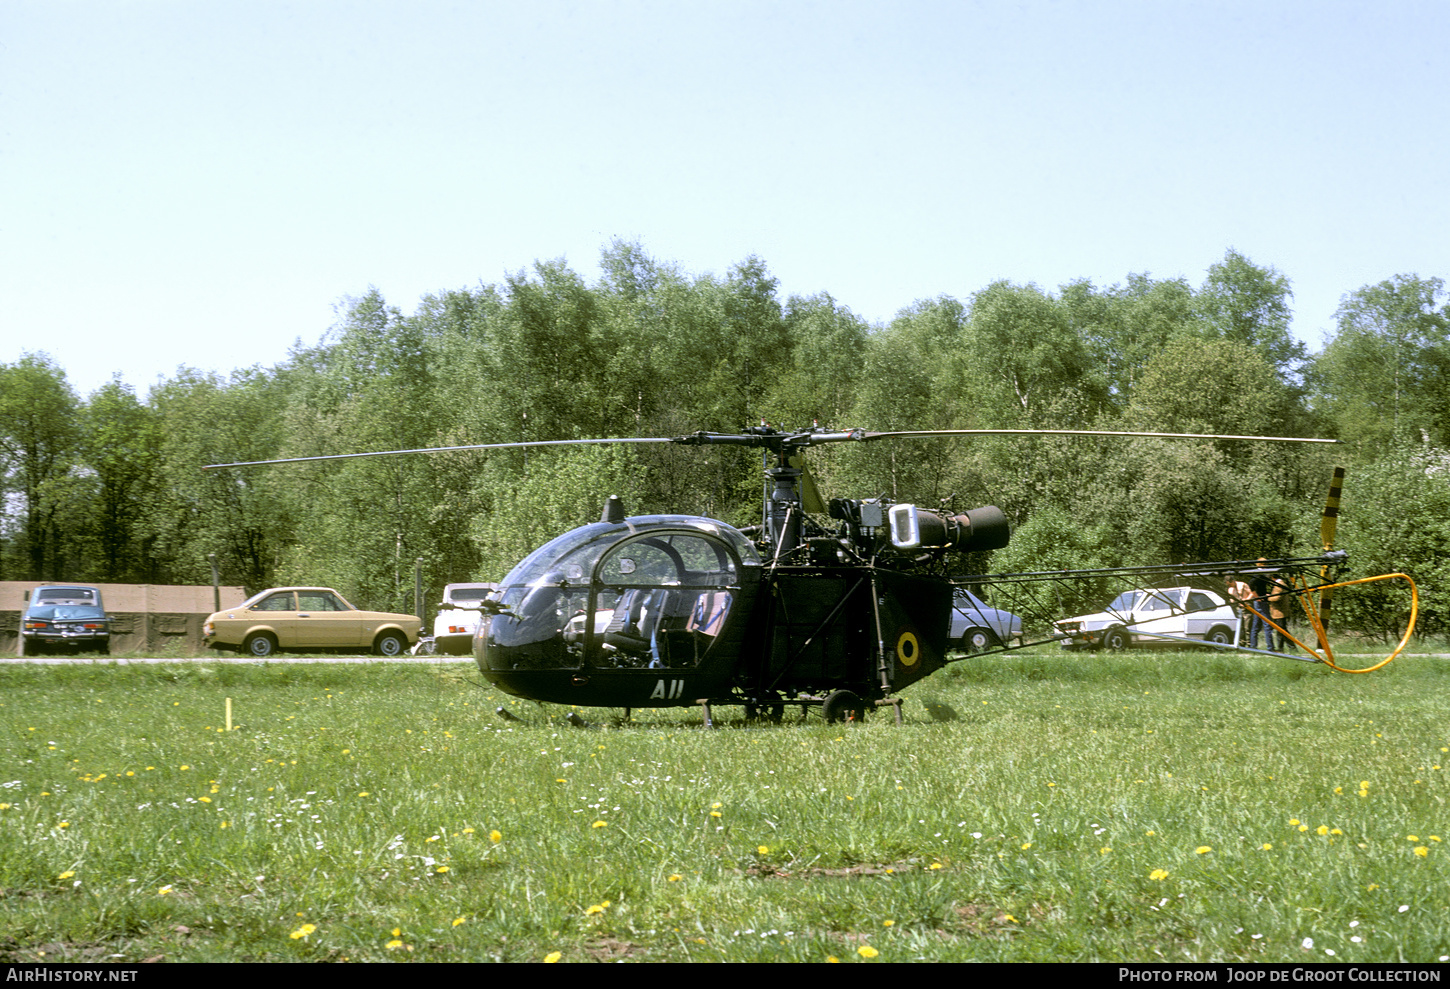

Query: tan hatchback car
[204,587,422,658]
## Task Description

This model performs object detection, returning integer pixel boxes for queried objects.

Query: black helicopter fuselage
[472,512,954,710]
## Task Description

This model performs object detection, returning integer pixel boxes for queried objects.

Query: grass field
[1,648,1447,963]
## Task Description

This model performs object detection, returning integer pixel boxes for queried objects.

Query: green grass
[1,651,1446,963]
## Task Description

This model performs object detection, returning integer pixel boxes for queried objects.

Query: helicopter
[207,425,1418,725]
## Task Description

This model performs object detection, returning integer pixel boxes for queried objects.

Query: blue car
[21,585,111,656]
[950,589,1023,652]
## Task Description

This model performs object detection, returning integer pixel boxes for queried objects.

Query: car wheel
[822,689,867,724]
[960,626,1001,653]
[245,633,278,658]
[1102,626,1131,651]
[1206,625,1234,646]
[375,632,407,657]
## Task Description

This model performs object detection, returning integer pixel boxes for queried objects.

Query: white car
[950,589,1022,652]
[1054,586,1238,651]
[427,583,498,655]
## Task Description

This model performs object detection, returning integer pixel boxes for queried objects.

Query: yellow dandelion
[1195,846,1211,854]
[1407,835,1419,842]
[710,811,722,818]
[436,865,450,873]
[1149,869,1169,881]
[1316,825,1328,835]
[544,951,562,963]
[591,820,607,828]
[857,945,879,958]
[57,871,75,880]
[1289,819,1300,826]
[667,874,682,882]
[1261,843,1273,850]
[882,919,894,927]
[158,885,174,895]
[1099,846,1112,855]
[1414,846,1429,857]
[452,917,466,927]
[928,862,942,870]
[289,923,316,940]
[711,802,722,809]
[758,845,770,855]
[489,830,502,843]
[584,903,605,916]
[1021,842,1032,850]
[385,939,404,950]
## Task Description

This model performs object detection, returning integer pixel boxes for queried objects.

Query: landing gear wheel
[823,689,867,724]
[960,627,1001,653]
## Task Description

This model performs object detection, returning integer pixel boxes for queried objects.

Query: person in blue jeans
[1248,561,1279,652]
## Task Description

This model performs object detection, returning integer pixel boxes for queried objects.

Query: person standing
[1225,574,1254,643]
[1248,560,1278,652]
[1267,569,1292,653]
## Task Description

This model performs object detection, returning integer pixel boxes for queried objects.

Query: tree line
[3,243,1446,639]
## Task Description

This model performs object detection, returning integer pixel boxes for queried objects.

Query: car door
[247,591,301,647]
[1135,588,1186,643]
[294,590,362,648]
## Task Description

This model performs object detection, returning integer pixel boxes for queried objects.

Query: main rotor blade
[855,429,1341,444]
[204,436,674,470]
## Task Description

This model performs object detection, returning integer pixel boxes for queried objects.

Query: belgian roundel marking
[897,630,920,666]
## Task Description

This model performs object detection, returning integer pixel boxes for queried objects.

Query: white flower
[1302,938,1314,950]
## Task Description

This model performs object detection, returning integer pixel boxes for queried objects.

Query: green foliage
[470,444,646,580]
[0,353,80,579]
[1193,249,1307,378]
[4,243,1447,641]
[1330,451,1450,639]
[1309,275,1450,454]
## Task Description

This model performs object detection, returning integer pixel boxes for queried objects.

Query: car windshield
[1106,591,1139,612]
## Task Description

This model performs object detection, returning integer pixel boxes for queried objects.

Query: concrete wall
[2,582,248,655]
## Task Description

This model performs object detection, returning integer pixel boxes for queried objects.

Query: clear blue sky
[4,0,1446,398]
